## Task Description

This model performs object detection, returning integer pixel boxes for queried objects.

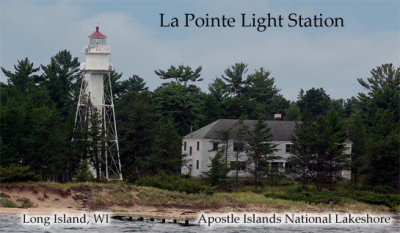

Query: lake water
[1,214,399,233]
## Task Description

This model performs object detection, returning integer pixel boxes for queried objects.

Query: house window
[189,146,192,155]
[285,144,292,153]
[183,141,187,151]
[197,141,200,151]
[212,142,218,151]
[257,162,269,170]
[285,163,292,170]
[230,161,246,171]
[233,142,244,152]
[271,162,283,171]
[196,160,199,169]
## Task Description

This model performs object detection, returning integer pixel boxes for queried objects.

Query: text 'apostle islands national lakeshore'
[160,13,344,32]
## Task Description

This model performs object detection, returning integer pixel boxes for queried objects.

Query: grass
[0,198,17,208]
[0,181,396,213]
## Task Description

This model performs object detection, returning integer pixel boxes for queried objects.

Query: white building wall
[85,53,110,71]
[88,73,104,108]
[181,139,352,180]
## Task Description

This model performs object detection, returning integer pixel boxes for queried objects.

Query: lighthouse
[73,26,122,180]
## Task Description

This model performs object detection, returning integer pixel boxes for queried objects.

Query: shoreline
[0,183,398,221]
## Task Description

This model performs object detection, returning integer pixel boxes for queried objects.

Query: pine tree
[203,151,230,187]
[287,111,315,189]
[149,117,182,174]
[232,119,248,190]
[221,63,248,96]
[155,65,203,87]
[245,118,278,189]
[1,58,39,93]
[357,64,400,192]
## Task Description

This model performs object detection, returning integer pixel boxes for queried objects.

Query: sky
[1,0,399,101]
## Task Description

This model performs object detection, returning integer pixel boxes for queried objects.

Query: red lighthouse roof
[89,26,106,38]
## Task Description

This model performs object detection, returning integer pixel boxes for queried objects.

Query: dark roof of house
[184,119,296,141]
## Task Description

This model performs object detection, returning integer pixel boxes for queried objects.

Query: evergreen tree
[87,111,104,180]
[356,64,399,192]
[1,58,39,93]
[232,119,248,190]
[347,112,367,187]
[364,109,399,191]
[245,68,277,101]
[245,118,278,189]
[155,65,203,87]
[284,102,301,121]
[297,88,331,119]
[148,117,182,174]
[40,50,80,116]
[221,63,248,96]
[203,151,230,187]
[75,160,94,182]
[107,70,124,99]
[120,74,148,94]
[153,82,205,136]
[287,111,315,189]
[319,110,348,190]
[117,91,156,179]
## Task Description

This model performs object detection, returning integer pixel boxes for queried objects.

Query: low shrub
[0,198,17,208]
[351,191,400,211]
[136,172,213,195]
[75,161,94,182]
[356,185,395,194]
[0,165,41,182]
[265,186,400,211]
[265,191,341,205]
[16,198,35,208]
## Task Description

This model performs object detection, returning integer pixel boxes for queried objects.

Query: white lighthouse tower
[74,26,122,180]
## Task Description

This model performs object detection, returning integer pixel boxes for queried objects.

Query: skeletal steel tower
[73,26,122,180]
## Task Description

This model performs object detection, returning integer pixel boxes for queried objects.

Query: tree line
[0,50,398,193]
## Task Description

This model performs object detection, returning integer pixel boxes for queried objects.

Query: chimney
[273,113,282,121]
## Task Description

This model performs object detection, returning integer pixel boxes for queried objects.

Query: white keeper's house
[181,117,352,179]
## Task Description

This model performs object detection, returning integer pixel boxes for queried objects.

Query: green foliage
[203,152,230,188]
[266,190,341,205]
[136,172,213,195]
[0,198,17,208]
[245,118,278,189]
[221,62,248,96]
[265,187,400,211]
[1,52,398,196]
[351,190,400,211]
[297,88,331,119]
[117,91,156,179]
[75,160,94,182]
[1,58,39,93]
[289,110,349,192]
[120,74,148,94]
[86,111,104,180]
[284,102,301,121]
[245,67,278,104]
[357,64,400,191]
[17,198,35,208]
[347,112,367,187]
[155,65,203,87]
[153,82,205,136]
[147,117,182,174]
[1,50,79,182]
[0,165,41,182]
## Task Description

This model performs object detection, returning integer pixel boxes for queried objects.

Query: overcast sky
[1,0,399,101]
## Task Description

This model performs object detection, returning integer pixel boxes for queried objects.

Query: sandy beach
[0,183,397,221]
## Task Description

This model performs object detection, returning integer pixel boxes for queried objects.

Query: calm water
[1,214,399,233]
